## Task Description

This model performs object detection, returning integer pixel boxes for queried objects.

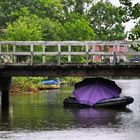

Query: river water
[0,79,140,140]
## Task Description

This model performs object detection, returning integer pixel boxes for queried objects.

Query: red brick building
[91,44,129,63]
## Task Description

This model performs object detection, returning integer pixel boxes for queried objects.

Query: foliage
[30,0,64,20]
[119,0,140,21]
[61,0,92,15]
[129,20,140,40]
[4,15,43,41]
[41,18,66,41]
[129,20,140,51]
[41,13,95,41]
[132,22,140,39]
[60,77,82,85]
[0,0,127,42]
[119,0,140,51]
[88,0,125,40]
[63,13,95,41]
[0,0,64,28]
[11,77,45,92]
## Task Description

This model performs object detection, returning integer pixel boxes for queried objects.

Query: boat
[63,96,134,108]
[63,77,134,108]
[38,79,61,90]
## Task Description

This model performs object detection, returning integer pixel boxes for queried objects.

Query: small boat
[63,96,134,108]
[38,79,61,90]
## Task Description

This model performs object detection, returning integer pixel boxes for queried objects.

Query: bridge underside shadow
[0,64,140,78]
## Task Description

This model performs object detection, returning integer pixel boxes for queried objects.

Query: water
[0,79,140,140]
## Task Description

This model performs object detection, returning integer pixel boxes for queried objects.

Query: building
[91,43,129,63]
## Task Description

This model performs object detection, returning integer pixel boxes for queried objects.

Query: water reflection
[65,108,132,128]
[0,103,133,131]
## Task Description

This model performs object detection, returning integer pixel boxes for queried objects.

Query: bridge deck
[0,63,140,77]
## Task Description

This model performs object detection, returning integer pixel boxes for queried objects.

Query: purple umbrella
[73,77,122,106]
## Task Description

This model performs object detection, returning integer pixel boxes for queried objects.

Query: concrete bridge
[0,41,140,108]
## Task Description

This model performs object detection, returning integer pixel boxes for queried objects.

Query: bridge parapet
[0,41,140,66]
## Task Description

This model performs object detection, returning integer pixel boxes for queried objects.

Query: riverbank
[11,77,81,92]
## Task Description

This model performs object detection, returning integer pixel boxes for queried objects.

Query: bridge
[0,41,140,108]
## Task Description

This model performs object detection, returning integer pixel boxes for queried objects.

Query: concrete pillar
[0,77,12,108]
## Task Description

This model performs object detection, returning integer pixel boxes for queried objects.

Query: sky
[109,0,140,32]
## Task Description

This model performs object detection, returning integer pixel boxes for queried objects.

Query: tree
[42,13,95,41]
[119,0,140,50]
[0,0,64,28]
[41,18,66,41]
[4,15,43,41]
[63,13,95,40]
[61,0,92,15]
[119,0,140,21]
[129,20,140,51]
[30,0,64,20]
[131,21,140,40]
[88,0,125,40]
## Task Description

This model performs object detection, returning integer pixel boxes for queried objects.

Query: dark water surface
[0,79,140,140]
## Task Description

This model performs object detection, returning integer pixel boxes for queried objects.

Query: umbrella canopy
[73,77,122,106]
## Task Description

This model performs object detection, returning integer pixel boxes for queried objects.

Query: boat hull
[38,84,60,90]
[63,96,134,108]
